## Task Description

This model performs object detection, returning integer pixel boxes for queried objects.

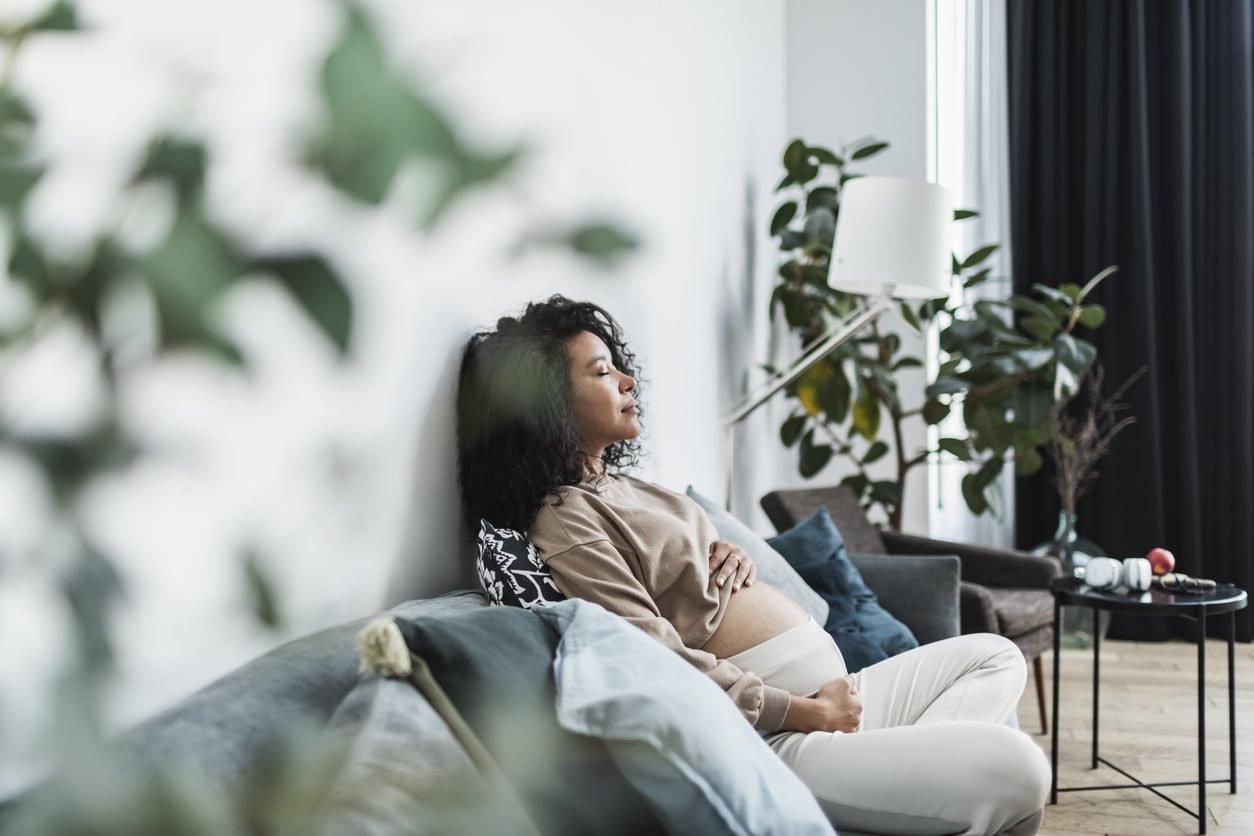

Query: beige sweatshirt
[528,474,792,731]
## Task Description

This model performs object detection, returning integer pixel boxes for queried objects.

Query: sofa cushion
[395,607,664,836]
[315,675,514,836]
[686,487,830,625]
[535,599,835,836]
[768,508,918,671]
[476,520,565,609]
[992,588,1055,638]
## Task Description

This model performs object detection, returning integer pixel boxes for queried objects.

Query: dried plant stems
[1047,364,1147,512]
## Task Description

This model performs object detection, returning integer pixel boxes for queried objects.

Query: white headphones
[1083,557,1152,592]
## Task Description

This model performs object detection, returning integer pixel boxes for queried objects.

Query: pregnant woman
[457,295,1050,835]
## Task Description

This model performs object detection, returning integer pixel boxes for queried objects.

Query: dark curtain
[1007,0,1253,642]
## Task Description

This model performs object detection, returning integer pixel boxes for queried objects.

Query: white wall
[754,0,934,534]
[0,0,787,793]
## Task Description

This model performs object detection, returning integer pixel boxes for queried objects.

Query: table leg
[1051,594,1061,804]
[1092,606,1101,770]
[1198,615,1207,834]
[1231,610,1238,795]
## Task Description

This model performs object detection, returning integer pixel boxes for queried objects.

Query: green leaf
[899,301,922,333]
[28,0,81,31]
[1031,283,1074,306]
[780,413,806,448]
[1077,304,1106,328]
[925,377,966,397]
[1058,283,1084,301]
[243,550,282,629]
[770,201,798,235]
[938,437,971,461]
[0,91,36,155]
[961,473,989,515]
[963,267,992,289]
[850,141,889,160]
[921,399,950,424]
[251,254,353,355]
[782,138,807,173]
[1020,315,1056,343]
[799,440,834,478]
[840,473,869,498]
[1009,385,1053,431]
[1010,346,1055,371]
[953,208,980,220]
[1078,265,1118,300]
[959,244,999,270]
[851,387,880,441]
[0,157,43,214]
[802,207,836,248]
[974,456,1004,489]
[559,222,639,266]
[892,356,923,370]
[1054,333,1096,375]
[807,146,843,166]
[862,440,889,464]
[869,479,901,507]
[818,367,852,421]
[1014,446,1043,476]
[133,135,207,199]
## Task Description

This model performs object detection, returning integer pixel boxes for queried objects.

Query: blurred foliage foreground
[0,1,634,831]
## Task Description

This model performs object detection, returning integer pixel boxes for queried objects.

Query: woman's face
[566,330,640,459]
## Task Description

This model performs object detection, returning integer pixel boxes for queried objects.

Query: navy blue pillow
[767,508,918,672]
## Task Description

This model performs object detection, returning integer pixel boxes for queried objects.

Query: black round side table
[1049,577,1248,834]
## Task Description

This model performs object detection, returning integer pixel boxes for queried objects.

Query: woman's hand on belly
[708,540,756,591]
[780,674,864,734]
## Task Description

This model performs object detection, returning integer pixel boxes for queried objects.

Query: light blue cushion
[535,600,835,836]
[685,487,830,625]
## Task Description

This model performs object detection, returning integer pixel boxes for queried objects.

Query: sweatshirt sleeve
[542,538,792,732]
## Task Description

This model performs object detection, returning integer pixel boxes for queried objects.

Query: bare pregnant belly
[700,580,810,659]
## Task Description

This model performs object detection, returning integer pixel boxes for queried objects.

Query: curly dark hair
[456,295,643,533]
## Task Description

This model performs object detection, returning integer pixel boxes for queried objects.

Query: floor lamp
[723,176,954,508]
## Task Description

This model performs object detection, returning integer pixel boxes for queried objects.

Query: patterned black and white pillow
[475,520,566,610]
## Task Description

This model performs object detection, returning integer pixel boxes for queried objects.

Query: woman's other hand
[781,674,863,734]
[708,540,756,591]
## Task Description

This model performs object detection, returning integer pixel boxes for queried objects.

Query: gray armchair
[760,485,1059,735]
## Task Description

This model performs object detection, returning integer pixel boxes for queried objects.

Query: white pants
[729,622,1050,836]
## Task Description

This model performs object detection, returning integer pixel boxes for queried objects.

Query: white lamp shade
[828,176,953,299]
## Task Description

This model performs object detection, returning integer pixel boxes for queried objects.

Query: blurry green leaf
[850,141,889,160]
[899,301,922,333]
[770,201,797,235]
[953,208,979,220]
[803,207,835,247]
[555,222,639,267]
[1009,385,1053,429]
[1009,295,1062,326]
[921,399,950,425]
[1031,283,1074,306]
[892,356,923,370]
[925,377,965,397]
[961,472,988,515]
[974,456,1004,488]
[782,138,806,174]
[818,366,852,420]
[1077,304,1106,328]
[27,0,81,31]
[1054,333,1096,375]
[851,387,880,440]
[1020,315,1055,343]
[251,254,353,355]
[869,479,901,507]
[0,156,43,213]
[0,90,36,153]
[1010,346,1055,370]
[807,146,842,166]
[780,413,806,447]
[61,540,126,674]
[862,440,889,464]
[963,267,992,289]
[1078,265,1118,300]
[840,472,869,498]
[136,206,244,356]
[959,244,999,270]
[799,441,833,478]
[243,551,281,629]
[133,136,207,199]
[1014,445,1043,476]
[938,437,971,461]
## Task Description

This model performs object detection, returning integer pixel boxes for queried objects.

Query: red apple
[1146,547,1175,575]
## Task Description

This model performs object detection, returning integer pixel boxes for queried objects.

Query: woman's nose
[621,373,637,393]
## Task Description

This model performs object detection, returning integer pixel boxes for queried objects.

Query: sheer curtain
[929,0,1017,549]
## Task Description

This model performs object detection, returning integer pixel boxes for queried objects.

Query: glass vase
[1033,510,1110,648]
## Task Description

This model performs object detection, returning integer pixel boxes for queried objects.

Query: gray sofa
[2,555,960,834]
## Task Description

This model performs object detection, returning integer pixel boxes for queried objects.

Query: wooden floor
[1015,637,1254,836]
